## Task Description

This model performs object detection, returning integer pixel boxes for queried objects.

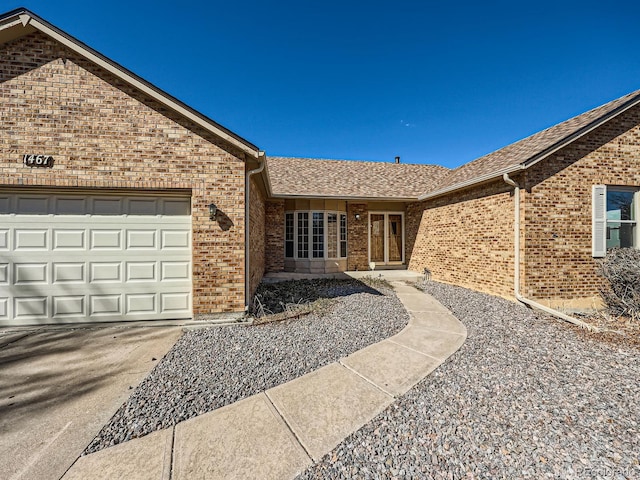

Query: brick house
[263,92,640,312]
[2,8,639,327]
[0,8,268,325]
[263,157,449,274]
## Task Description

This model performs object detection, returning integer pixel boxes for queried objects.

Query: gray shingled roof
[424,89,640,197]
[266,89,640,200]
[266,157,450,199]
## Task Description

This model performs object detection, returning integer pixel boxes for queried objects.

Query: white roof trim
[270,194,417,202]
[2,9,260,159]
[418,164,524,201]
[419,91,640,201]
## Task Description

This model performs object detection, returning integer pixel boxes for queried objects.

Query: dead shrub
[598,248,640,322]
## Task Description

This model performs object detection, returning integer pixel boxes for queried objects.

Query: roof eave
[1,9,260,159]
[522,91,640,170]
[269,193,419,202]
[417,164,524,201]
[418,90,640,201]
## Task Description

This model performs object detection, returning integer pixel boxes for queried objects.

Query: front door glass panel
[370,214,385,262]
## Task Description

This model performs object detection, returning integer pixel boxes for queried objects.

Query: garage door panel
[14,263,48,284]
[91,295,122,315]
[15,229,48,250]
[17,196,49,214]
[161,230,190,249]
[90,262,122,283]
[0,229,8,249]
[91,230,122,249]
[163,199,191,216]
[92,198,123,215]
[55,197,87,214]
[53,229,86,250]
[14,297,48,318]
[161,261,190,280]
[127,230,157,249]
[53,296,85,317]
[161,293,190,313]
[126,294,156,314]
[126,262,156,281]
[1,192,192,325]
[128,198,158,215]
[53,263,85,283]
[0,196,9,213]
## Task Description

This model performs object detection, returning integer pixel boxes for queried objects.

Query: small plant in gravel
[598,248,640,322]
[250,277,386,321]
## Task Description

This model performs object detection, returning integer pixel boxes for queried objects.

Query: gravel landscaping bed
[84,278,408,454]
[298,281,640,479]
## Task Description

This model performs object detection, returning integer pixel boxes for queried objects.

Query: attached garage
[1,8,266,325]
[0,191,193,325]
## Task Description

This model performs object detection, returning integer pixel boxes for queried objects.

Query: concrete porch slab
[266,363,393,462]
[61,428,173,480]
[261,270,423,284]
[172,393,311,480]
[341,339,442,397]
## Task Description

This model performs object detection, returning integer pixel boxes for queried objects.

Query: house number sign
[23,154,54,168]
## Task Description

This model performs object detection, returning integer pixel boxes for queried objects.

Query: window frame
[284,212,294,258]
[284,210,347,260]
[593,185,639,257]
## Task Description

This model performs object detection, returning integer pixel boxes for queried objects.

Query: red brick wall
[347,203,369,271]
[265,200,284,272]
[249,177,265,300]
[0,32,248,314]
[523,103,640,302]
[407,180,516,298]
[408,104,640,306]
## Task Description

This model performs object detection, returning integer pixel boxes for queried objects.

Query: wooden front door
[388,214,403,262]
[369,212,404,265]
[370,214,385,262]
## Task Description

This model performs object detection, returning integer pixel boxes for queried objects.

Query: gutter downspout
[245,152,266,312]
[502,173,597,331]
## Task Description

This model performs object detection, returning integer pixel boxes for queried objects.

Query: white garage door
[0,192,192,326]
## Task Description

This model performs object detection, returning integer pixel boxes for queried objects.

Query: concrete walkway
[61,281,466,480]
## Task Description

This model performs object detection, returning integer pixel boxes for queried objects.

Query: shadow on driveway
[0,326,181,480]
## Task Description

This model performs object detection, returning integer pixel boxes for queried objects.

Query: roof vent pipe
[395,156,400,164]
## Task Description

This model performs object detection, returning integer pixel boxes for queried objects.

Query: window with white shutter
[592,185,607,257]
[593,185,639,257]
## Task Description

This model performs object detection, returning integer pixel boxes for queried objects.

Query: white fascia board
[0,18,22,30]
[270,194,418,202]
[522,93,640,170]
[417,164,524,201]
[418,90,640,202]
[21,14,260,160]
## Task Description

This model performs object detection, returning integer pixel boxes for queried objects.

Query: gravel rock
[84,279,408,454]
[298,281,640,479]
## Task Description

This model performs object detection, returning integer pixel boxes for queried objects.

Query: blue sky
[9,1,640,168]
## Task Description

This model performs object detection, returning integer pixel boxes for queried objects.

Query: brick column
[265,200,285,272]
[347,203,369,271]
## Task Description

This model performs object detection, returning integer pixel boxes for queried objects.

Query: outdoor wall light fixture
[209,203,217,220]
[355,213,361,220]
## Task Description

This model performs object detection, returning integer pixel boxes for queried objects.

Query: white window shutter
[592,185,607,257]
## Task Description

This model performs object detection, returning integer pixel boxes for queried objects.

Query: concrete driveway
[0,326,182,480]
